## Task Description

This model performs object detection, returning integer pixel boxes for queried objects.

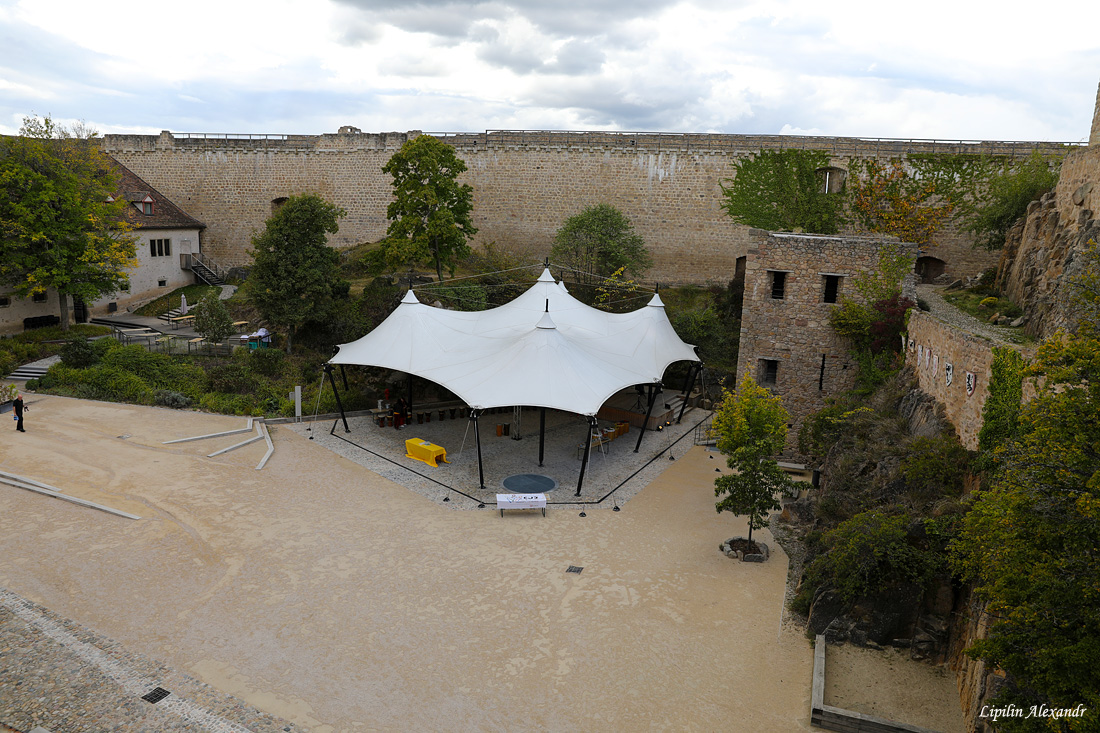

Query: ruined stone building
[733,231,917,447]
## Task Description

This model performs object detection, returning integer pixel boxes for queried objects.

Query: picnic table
[118,327,158,345]
[169,314,196,330]
[232,320,249,333]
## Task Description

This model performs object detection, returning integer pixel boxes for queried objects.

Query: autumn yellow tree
[847,159,954,246]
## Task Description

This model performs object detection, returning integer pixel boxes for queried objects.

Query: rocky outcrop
[997,143,1100,341]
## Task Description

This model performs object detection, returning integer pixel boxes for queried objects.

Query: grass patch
[943,289,1023,322]
[134,284,221,317]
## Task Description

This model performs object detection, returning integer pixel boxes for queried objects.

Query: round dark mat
[501,473,558,493]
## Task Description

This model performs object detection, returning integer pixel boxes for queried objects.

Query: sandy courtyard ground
[0,395,816,731]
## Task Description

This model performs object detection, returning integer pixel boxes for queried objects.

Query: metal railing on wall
[158,129,1084,159]
[424,129,1083,158]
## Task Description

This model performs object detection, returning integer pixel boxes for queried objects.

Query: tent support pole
[576,416,596,497]
[407,373,413,416]
[538,407,546,467]
[324,364,350,433]
[472,410,485,490]
[340,365,349,391]
[634,383,660,453]
[678,363,701,424]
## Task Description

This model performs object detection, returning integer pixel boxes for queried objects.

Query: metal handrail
[191,251,227,282]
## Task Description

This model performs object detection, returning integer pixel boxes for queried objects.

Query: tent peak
[647,292,666,307]
[536,311,557,329]
[537,268,556,283]
[401,289,420,304]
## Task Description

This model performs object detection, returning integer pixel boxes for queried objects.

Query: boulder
[808,588,848,637]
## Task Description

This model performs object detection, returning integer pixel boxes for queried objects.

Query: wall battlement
[102,130,1074,283]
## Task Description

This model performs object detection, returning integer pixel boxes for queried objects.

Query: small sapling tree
[193,292,235,345]
[713,373,797,545]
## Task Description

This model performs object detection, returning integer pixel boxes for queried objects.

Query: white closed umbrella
[180,294,188,315]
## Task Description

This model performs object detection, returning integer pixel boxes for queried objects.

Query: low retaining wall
[811,636,941,733]
[905,311,1033,450]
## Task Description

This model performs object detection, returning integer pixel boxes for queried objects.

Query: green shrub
[209,362,257,394]
[154,390,192,408]
[900,436,971,505]
[979,296,998,309]
[0,351,13,377]
[23,378,39,390]
[60,337,99,368]
[806,510,941,602]
[101,345,163,380]
[250,347,285,377]
[81,365,155,404]
[198,392,257,415]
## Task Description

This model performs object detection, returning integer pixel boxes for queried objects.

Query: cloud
[331,0,681,41]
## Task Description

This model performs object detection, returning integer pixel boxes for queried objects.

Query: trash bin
[417,412,424,424]
[496,424,503,437]
[439,409,446,421]
[503,423,510,436]
[449,408,457,419]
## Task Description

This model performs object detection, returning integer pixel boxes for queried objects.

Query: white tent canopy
[330,269,699,416]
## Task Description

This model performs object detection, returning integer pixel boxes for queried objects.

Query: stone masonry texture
[733,231,918,451]
[99,130,1068,284]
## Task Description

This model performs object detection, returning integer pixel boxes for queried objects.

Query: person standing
[13,393,27,432]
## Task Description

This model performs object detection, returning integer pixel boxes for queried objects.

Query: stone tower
[1092,79,1100,146]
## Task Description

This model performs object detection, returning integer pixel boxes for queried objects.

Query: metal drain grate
[142,686,171,704]
[566,566,583,574]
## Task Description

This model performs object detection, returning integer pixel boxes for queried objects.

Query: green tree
[963,149,1061,251]
[951,243,1100,731]
[719,149,843,234]
[847,159,955,246]
[248,194,346,351]
[550,204,653,289]
[827,244,915,350]
[377,135,477,281]
[193,291,235,344]
[0,115,138,330]
[712,373,797,543]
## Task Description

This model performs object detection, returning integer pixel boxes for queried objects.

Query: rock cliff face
[997,137,1100,340]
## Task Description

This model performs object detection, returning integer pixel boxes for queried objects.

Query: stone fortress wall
[101,130,1069,286]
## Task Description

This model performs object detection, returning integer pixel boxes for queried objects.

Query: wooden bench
[232,320,249,333]
[169,314,195,330]
[497,493,547,517]
[187,337,205,353]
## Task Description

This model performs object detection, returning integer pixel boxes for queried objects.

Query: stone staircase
[6,356,58,382]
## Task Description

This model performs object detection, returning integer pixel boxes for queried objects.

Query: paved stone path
[916,284,1023,345]
[0,590,301,733]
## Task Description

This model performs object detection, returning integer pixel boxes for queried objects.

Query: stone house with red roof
[0,159,205,334]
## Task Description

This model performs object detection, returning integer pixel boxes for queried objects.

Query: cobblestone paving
[0,589,302,733]
[289,403,709,509]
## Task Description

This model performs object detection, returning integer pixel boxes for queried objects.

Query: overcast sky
[1,0,1097,142]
